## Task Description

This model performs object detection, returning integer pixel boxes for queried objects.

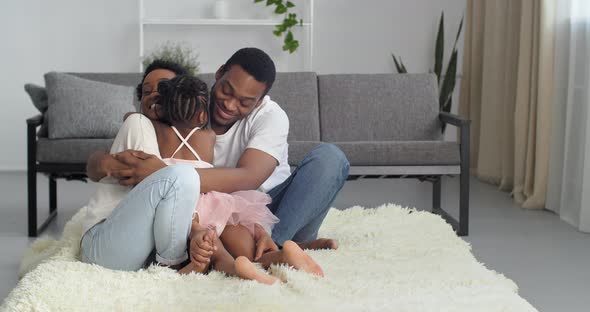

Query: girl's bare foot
[282,240,324,277]
[177,261,209,275]
[297,238,338,250]
[234,256,280,285]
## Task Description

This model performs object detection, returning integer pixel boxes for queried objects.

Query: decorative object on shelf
[213,0,230,19]
[253,0,303,53]
[142,41,200,75]
[391,12,463,132]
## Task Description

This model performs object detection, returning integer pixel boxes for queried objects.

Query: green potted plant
[143,41,200,75]
[253,0,304,53]
[392,12,463,132]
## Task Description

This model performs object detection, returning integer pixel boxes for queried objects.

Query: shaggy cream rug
[1,205,537,312]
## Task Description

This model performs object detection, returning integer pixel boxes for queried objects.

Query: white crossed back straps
[170,126,203,161]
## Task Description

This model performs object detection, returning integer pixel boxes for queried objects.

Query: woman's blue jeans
[80,164,200,271]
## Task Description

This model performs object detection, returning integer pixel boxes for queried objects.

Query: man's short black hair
[136,59,190,100]
[224,47,276,96]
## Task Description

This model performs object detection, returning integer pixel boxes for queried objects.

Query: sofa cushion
[288,140,460,166]
[199,72,320,141]
[45,72,136,139]
[287,141,322,166]
[268,72,320,141]
[334,141,460,166]
[37,138,114,163]
[318,73,442,142]
[70,73,142,110]
[25,83,48,112]
[24,83,49,137]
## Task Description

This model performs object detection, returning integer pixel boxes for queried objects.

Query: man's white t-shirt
[213,95,291,193]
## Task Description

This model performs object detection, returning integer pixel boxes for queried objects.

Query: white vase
[213,0,230,19]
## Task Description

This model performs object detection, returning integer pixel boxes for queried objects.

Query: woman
[80,60,200,271]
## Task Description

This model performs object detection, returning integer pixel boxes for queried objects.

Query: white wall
[0,0,465,170]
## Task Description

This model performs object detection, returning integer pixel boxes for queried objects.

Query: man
[87,47,349,255]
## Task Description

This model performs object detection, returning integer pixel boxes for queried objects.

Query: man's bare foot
[282,240,324,277]
[234,256,280,285]
[297,238,338,250]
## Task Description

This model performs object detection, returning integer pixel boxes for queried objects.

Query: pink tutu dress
[162,126,279,237]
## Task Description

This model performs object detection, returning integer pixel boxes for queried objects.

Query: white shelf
[139,0,314,71]
[142,18,311,26]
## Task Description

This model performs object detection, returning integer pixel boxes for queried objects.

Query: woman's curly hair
[156,75,209,127]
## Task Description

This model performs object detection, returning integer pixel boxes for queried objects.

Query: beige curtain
[459,0,555,209]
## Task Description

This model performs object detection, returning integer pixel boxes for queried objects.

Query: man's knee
[308,143,350,182]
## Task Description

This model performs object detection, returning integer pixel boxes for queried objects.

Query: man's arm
[86,150,134,182]
[110,148,276,192]
[86,151,113,182]
[197,148,277,193]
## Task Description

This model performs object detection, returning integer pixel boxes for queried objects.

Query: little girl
[136,75,323,284]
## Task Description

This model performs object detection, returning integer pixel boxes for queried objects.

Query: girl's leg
[80,164,200,271]
[257,241,324,277]
[206,235,279,285]
[219,225,256,261]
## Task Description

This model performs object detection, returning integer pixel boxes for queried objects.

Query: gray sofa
[26,72,470,237]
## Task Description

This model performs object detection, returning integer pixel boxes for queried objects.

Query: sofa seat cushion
[37,138,114,164]
[288,141,460,166]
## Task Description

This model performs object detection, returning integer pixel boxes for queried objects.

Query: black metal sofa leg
[49,176,57,214]
[27,167,37,237]
[433,177,441,211]
[28,175,59,237]
[458,169,469,236]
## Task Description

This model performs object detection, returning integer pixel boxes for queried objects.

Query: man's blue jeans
[267,143,349,245]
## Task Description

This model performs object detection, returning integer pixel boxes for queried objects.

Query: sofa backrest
[199,72,320,141]
[317,73,442,142]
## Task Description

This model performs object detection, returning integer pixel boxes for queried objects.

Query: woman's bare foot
[234,256,280,285]
[282,241,324,277]
[297,238,338,251]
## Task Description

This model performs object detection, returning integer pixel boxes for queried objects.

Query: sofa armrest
[27,114,43,127]
[439,112,470,127]
[439,110,470,179]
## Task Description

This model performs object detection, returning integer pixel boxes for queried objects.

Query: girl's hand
[254,228,278,261]
[189,228,216,267]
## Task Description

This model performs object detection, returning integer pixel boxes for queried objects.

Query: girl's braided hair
[156,75,209,127]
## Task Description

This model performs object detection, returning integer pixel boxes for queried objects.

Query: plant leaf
[275,4,287,14]
[452,15,464,52]
[439,49,458,111]
[286,1,295,8]
[434,12,444,85]
[285,30,294,42]
[391,53,407,74]
[254,0,264,3]
[400,57,408,73]
[441,97,451,133]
